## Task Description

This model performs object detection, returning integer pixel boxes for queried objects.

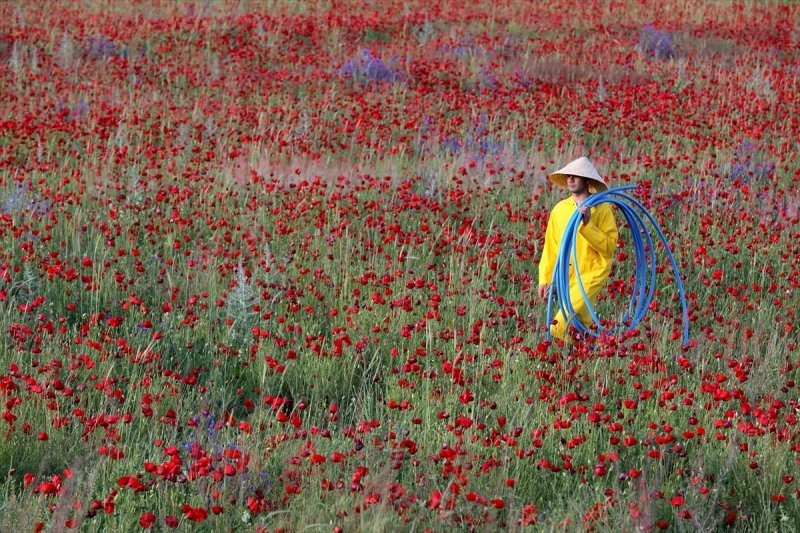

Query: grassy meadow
[0,0,798,531]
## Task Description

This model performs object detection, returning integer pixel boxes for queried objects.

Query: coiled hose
[545,185,690,344]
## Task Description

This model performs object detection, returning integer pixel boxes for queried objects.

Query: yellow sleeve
[538,210,560,286]
[578,205,618,260]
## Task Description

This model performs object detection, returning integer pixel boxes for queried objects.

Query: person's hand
[578,205,591,224]
[537,284,549,302]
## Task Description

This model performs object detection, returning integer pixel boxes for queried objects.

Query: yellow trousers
[550,279,601,342]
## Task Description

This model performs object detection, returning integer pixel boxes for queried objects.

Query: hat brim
[548,173,608,193]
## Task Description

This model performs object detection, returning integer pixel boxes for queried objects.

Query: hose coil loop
[545,185,690,344]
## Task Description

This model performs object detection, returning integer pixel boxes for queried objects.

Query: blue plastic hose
[545,185,690,345]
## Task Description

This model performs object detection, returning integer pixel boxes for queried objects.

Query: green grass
[0,0,799,530]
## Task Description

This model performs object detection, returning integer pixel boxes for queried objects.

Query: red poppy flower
[139,512,156,529]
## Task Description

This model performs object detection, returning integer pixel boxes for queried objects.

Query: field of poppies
[1,0,798,531]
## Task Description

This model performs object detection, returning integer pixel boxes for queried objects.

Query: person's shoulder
[552,197,573,210]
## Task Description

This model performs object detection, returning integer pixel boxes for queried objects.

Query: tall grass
[0,0,798,531]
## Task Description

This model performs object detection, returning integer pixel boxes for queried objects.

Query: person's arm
[578,206,618,260]
[538,215,558,297]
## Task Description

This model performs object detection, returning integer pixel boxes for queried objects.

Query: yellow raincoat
[539,197,618,340]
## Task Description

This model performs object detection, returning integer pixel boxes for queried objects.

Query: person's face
[566,175,588,195]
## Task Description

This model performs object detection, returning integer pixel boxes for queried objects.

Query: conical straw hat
[548,156,609,193]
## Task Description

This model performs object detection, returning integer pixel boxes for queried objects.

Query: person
[537,156,618,342]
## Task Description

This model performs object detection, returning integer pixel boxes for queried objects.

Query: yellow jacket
[539,197,618,338]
